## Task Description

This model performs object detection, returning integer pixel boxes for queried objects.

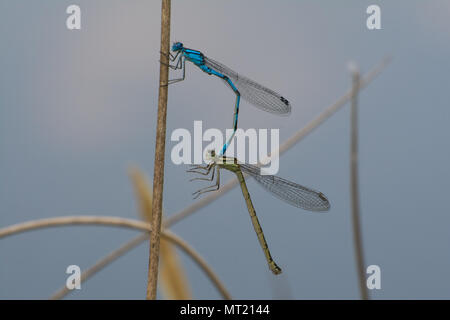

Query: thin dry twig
[148,0,172,300]
[0,216,150,237]
[52,57,391,296]
[349,64,369,300]
[0,216,231,300]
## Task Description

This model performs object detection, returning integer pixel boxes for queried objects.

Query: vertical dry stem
[350,65,369,300]
[147,0,171,300]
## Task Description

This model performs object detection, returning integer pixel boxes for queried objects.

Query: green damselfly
[188,150,330,275]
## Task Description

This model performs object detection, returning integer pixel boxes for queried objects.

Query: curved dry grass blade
[130,167,191,300]
[0,216,151,237]
[0,216,231,300]
[159,237,192,299]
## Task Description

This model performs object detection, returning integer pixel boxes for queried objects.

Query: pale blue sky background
[1,1,450,299]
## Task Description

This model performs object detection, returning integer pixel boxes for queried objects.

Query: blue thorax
[172,42,209,69]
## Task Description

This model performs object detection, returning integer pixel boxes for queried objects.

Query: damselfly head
[205,149,216,161]
[172,42,184,52]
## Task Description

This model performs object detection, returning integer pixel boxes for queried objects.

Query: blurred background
[1,0,449,299]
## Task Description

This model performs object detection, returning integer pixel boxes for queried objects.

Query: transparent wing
[239,164,330,212]
[204,56,291,115]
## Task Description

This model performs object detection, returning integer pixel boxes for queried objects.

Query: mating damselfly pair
[162,42,330,274]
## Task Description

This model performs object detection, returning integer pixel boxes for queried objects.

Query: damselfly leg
[186,163,213,174]
[159,51,186,86]
[187,163,216,182]
[191,166,220,199]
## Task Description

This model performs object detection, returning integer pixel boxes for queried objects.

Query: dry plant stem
[53,57,391,296]
[148,0,171,300]
[0,216,231,300]
[350,69,369,300]
[0,216,151,236]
